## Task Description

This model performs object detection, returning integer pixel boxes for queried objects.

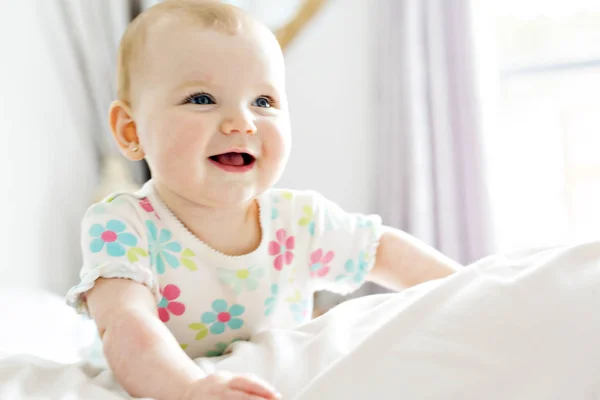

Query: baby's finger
[228,375,281,399]
[225,390,272,400]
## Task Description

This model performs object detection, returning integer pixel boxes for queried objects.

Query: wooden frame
[274,0,328,50]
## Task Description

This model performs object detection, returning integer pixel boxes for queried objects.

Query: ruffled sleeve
[65,194,160,317]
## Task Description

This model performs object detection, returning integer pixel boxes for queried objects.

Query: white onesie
[66,180,383,359]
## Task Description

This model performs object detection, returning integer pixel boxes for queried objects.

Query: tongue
[215,152,245,166]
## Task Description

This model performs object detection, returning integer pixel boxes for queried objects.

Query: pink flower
[139,198,160,219]
[309,249,335,278]
[268,229,295,271]
[158,284,186,322]
[139,198,154,212]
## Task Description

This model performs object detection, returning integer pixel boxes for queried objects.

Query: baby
[66,1,460,399]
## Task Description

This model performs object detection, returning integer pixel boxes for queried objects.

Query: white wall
[279,0,376,214]
[0,3,99,294]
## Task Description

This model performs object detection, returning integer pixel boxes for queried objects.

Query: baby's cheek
[261,133,290,187]
[148,120,206,174]
[159,116,207,151]
[263,121,291,159]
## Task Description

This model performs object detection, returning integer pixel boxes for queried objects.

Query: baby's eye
[252,96,273,108]
[185,93,216,105]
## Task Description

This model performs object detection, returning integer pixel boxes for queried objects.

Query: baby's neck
[154,185,261,256]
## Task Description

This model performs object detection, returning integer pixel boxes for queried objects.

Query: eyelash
[183,92,215,105]
[182,92,277,108]
[254,95,276,108]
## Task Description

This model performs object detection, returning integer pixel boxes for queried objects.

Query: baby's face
[131,21,291,207]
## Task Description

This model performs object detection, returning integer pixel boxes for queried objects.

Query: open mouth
[208,152,256,172]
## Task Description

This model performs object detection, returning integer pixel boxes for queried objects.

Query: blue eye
[253,96,272,108]
[185,93,215,105]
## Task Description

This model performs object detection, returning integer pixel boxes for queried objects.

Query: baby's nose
[220,116,257,135]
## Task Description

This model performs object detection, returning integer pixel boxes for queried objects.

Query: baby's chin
[202,184,266,208]
[180,177,270,208]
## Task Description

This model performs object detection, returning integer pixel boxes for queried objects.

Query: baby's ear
[108,100,145,161]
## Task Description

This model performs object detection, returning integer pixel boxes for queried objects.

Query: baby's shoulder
[263,188,328,212]
[262,188,334,232]
[83,190,150,226]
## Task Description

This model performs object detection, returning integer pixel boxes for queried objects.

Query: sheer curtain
[17,1,146,293]
[39,1,148,196]
[374,0,494,265]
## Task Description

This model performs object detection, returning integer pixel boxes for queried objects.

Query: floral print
[290,301,310,323]
[89,220,138,257]
[158,284,186,322]
[74,188,383,359]
[146,220,182,274]
[188,322,209,341]
[139,197,154,213]
[201,300,245,335]
[271,191,293,220]
[91,194,128,215]
[139,197,160,219]
[288,266,297,283]
[180,248,197,271]
[336,251,371,285]
[268,229,295,271]
[286,289,310,323]
[264,284,279,316]
[219,266,265,294]
[90,203,108,216]
[309,249,335,278]
[357,218,373,228]
[298,205,316,235]
[271,197,280,220]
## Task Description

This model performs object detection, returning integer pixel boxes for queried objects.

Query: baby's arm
[87,279,281,400]
[87,278,205,400]
[368,226,461,290]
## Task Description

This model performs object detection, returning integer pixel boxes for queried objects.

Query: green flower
[218,266,264,294]
[298,205,316,235]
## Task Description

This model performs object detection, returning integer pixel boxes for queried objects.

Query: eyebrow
[173,80,282,96]
[173,80,217,93]
[256,82,280,93]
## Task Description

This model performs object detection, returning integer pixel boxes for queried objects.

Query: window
[484,1,600,252]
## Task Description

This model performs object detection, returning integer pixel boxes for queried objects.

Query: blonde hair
[117,0,247,104]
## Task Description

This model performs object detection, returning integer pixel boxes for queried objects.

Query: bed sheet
[1,242,599,399]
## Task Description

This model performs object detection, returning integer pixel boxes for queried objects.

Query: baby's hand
[181,371,282,400]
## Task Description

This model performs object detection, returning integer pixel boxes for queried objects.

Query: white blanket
[1,242,600,399]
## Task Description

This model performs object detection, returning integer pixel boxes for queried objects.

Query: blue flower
[289,300,310,323]
[201,300,245,335]
[89,220,137,257]
[264,284,279,316]
[272,197,280,220]
[285,289,310,323]
[146,220,182,274]
[336,251,371,284]
[271,192,293,220]
[356,215,374,229]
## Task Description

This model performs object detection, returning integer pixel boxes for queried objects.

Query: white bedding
[1,242,599,399]
[0,288,97,363]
